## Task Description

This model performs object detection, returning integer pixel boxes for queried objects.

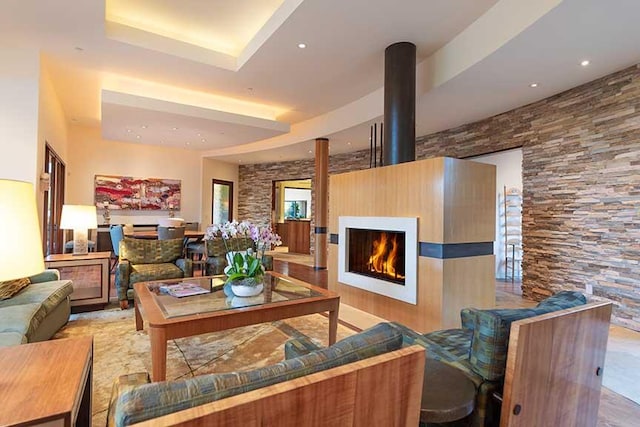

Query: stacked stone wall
[239,65,640,329]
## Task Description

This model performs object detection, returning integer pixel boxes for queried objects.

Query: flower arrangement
[205,220,282,286]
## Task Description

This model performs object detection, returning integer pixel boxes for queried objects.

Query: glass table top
[146,274,324,318]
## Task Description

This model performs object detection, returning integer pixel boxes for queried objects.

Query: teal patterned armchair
[286,291,588,427]
[116,238,193,309]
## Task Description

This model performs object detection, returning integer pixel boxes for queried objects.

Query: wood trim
[133,345,426,427]
[501,302,612,427]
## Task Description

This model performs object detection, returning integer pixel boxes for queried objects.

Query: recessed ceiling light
[298,43,306,49]
[126,129,132,133]
[136,135,141,139]
[581,60,590,67]
[201,139,206,142]
[308,150,312,154]
[197,133,201,137]
[529,83,538,88]
[347,142,351,145]
[186,142,190,145]
[141,125,147,129]
[172,127,178,131]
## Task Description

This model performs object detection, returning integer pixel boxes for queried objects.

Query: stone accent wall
[239,64,640,330]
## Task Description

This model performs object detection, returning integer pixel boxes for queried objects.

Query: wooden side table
[0,337,93,426]
[45,251,111,308]
[421,358,476,425]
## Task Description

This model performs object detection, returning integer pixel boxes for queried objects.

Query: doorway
[211,179,233,225]
[272,179,312,254]
[469,148,523,284]
[42,143,66,255]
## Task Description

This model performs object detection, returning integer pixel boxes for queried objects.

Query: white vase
[230,283,264,297]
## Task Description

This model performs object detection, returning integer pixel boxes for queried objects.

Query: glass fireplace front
[347,228,406,285]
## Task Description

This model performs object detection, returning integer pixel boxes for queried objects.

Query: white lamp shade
[0,180,45,281]
[60,205,98,230]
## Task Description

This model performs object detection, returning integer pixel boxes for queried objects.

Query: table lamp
[0,179,45,281]
[60,204,98,255]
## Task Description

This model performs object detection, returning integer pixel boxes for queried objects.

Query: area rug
[53,308,356,426]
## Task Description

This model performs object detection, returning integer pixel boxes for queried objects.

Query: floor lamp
[60,205,98,255]
[0,180,45,281]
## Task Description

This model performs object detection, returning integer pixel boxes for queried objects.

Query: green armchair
[116,238,193,309]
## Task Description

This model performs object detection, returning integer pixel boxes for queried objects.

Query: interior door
[42,144,66,255]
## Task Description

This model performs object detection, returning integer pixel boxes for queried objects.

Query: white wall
[470,148,523,279]
[67,124,203,225]
[201,158,239,228]
[0,48,40,183]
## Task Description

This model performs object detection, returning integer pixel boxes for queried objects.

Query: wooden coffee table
[134,272,340,381]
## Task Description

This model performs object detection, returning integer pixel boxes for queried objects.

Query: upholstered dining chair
[116,238,193,309]
[157,226,185,240]
[109,225,124,272]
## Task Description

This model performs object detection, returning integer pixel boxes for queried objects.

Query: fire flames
[367,232,405,280]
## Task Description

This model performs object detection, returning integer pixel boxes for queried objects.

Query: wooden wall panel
[443,157,497,243]
[442,255,495,329]
[329,157,496,332]
[329,157,445,243]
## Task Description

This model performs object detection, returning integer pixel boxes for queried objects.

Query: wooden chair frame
[132,345,426,427]
[500,302,612,427]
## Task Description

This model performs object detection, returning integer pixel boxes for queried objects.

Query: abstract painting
[94,175,181,210]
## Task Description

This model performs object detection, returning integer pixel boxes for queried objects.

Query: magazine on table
[159,282,209,298]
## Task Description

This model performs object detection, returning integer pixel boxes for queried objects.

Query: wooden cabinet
[286,220,311,254]
[45,251,111,308]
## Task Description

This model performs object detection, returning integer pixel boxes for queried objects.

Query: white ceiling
[3,0,640,164]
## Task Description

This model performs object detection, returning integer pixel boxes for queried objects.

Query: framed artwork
[94,175,181,210]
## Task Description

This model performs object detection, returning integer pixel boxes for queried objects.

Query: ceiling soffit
[104,0,304,71]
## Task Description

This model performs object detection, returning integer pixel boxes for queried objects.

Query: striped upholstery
[469,291,587,381]
[109,322,403,426]
[116,238,193,302]
[390,290,587,427]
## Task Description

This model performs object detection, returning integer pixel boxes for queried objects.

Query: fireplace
[348,228,406,285]
[338,216,417,304]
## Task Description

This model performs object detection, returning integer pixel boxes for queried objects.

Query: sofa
[116,238,193,309]
[107,322,425,426]
[0,269,72,347]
